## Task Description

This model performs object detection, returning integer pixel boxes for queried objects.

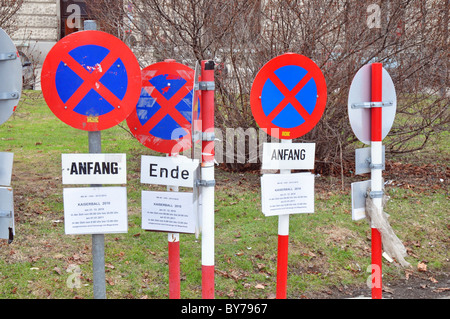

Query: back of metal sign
[355,146,385,175]
[0,152,14,186]
[0,187,14,241]
[351,180,370,221]
[348,64,397,145]
[0,28,22,125]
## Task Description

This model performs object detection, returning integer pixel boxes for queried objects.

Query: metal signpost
[41,21,141,299]
[0,28,22,244]
[251,53,327,298]
[348,63,397,299]
[126,59,199,299]
[198,60,216,299]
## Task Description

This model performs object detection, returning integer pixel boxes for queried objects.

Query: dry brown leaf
[405,269,413,280]
[433,287,450,293]
[428,277,438,283]
[53,267,62,275]
[417,262,427,272]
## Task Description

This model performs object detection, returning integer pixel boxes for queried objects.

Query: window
[60,0,90,38]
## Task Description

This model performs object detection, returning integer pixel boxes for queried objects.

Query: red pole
[168,233,180,299]
[276,231,289,298]
[370,62,383,299]
[371,63,383,142]
[168,151,180,299]
[200,60,215,299]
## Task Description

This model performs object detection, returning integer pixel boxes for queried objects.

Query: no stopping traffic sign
[250,53,327,139]
[126,60,196,154]
[41,30,141,131]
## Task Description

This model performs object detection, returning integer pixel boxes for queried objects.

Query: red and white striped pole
[276,139,291,299]
[200,60,215,299]
[370,63,383,299]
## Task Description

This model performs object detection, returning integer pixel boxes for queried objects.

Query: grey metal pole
[84,20,106,300]
[89,131,106,299]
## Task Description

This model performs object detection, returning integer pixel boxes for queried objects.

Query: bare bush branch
[87,0,449,173]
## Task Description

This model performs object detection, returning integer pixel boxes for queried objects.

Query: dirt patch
[305,268,450,299]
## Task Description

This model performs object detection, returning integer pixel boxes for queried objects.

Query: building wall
[11,0,59,44]
[9,0,60,89]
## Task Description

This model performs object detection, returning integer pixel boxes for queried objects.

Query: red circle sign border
[41,30,142,131]
[250,53,327,140]
[126,61,195,154]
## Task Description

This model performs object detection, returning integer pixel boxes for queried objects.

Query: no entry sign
[41,30,141,131]
[126,60,196,154]
[250,53,327,139]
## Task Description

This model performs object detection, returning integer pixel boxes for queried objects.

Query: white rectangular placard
[142,191,195,234]
[141,155,199,188]
[61,153,126,185]
[63,187,128,235]
[261,173,314,216]
[262,143,315,170]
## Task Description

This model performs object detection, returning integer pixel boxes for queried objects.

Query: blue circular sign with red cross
[126,60,196,154]
[250,53,327,139]
[41,30,141,131]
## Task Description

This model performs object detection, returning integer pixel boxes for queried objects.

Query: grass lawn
[0,91,448,299]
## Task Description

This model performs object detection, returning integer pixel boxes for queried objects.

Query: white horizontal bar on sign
[262,143,315,170]
[61,153,127,185]
[141,155,199,188]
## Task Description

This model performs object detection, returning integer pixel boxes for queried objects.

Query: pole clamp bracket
[0,92,20,100]
[367,191,384,199]
[365,158,384,169]
[193,132,215,142]
[196,81,215,91]
[195,179,216,187]
[0,210,12,218]
[0,52,17,61]
[351,101,393,109]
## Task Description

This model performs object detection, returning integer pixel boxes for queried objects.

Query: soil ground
[308,268,450,299]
